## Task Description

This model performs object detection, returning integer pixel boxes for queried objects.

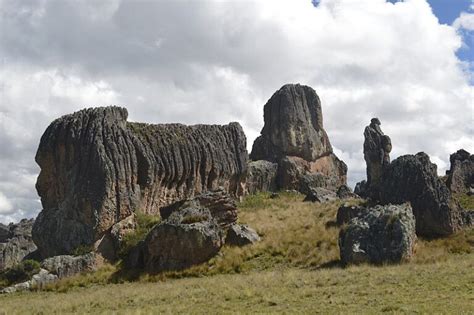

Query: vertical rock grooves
[33,107,248,258]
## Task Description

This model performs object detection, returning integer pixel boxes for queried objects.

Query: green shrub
[0,259,41,288]
[118,212,160,260]
[73,244,94,256]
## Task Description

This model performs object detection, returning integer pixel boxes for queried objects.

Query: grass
[454,193,474,209]
[0,192,473,314]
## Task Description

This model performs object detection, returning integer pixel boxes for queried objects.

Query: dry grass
[0,192,473,314]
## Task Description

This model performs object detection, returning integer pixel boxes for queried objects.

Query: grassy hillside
[1,192,473,314]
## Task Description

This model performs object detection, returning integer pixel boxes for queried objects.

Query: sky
[0,0,473,224]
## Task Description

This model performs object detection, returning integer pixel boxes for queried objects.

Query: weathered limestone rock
[446,149,474,194]
[303,187,337,203]
[144,207,224,272]
[41,253,97,279]
[0,219,37,271]
[226,224,260,246]
[336,185,360,200]
[249,84,347,193]
[246,160,278,194]
[336,204,369,226]
[339,203,416,265]
[363,118,391,198]
[380,152,464,237]
[33,107,248,258]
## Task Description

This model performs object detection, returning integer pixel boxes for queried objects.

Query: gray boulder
[0,219,37,271]
[336,185,360,199]
[446,149,474,194]
[41,253,97,279]
[246,160,278,194]
[303,187,337,203]
[339,203,416,265]
[33,106,248,258]
[144,207,224,272]
[380,152,464,237]
[336,204,369,225]
[226,224,260,246]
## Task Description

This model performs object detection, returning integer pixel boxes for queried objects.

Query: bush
[0,259,41,288]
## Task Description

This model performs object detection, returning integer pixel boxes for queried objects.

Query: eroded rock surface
[339,203,416,265]
[0,219,37,271]
[41,253,97,279]
[226,224,260,246]
[249,84,347,193]
[246,160,278,194]
[380,152,464,237]
[446,149,474,194]
[363,118,391,198]
[33,107,248,258]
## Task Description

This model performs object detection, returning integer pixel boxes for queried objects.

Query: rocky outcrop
[33,107,248,258]
[339,203,416,265]
[336,185,360,200]
[303,187,337,203]
[0,219,37,271]
[362,118,391,198]
[226,224,260,246]
[246,160,278,194]
[446,149,473,194]
[249,84,347,194]
[380,152,464,237]
[41,253,97,279]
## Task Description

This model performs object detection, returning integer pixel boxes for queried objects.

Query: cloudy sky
[0,0,473,224]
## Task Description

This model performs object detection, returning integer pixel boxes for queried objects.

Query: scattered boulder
[226,224,260,246]
[380,152,464,237]
[41,253,97,279]
[446,149,473,194]
[33,106,248,258]
[303,187,337,203]
[363,118,391,198]
[339,203,416,265]
[246,160,278,194]
[249,84,347,194]
[0,219,37,271]
[336,185,360,200]
[144,207,224,272]
[336,204,369,226]
[0,269,58,294]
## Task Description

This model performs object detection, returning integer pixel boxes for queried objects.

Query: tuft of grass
[72,244,94,256]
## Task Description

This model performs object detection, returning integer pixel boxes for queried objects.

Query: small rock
[303,187,337,203]
[226,224,260,246]
[336,185,360,199]
[31,269,58,289]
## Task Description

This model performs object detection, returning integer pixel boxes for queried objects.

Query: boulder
[0,219,37,271]
[144,207,224,272]
[41,253,97,279]
[249,84,347,193]
[339,203,416,265]
[380,152,464,237]
[95,214,137,262]
[226,224,260,246]
[354,180,368,198]
[246,160,278,194]
[336,204,369,225]
[336,185,360,200]
[303,187,337,203]
[33,106,248,258]
[0,269,58,294]
[363,118,391,198]
[446,149,474,194]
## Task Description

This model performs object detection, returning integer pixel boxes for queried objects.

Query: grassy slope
[1,192,473,314]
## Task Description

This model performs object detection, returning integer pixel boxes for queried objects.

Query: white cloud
[0,0,473,223]
[453,12,474,31]
[0,192,13,214]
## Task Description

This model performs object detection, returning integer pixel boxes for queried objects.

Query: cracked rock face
[33,107,248,258]
[380,152,464,237]
[249,84,347,193]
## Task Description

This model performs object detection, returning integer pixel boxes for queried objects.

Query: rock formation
[249,84,347,193]
[245,160,278,194]
[336,204,369,226]
[0,219,37,271]
[41,253,97,279]
[33,107,248,258]
[362,118,391,198]
[226,224,260,246]
[446,149,473,194]
[339,203,416,265]
[379,152,464,237]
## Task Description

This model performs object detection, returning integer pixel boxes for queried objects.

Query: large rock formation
[380,152,464,237]
[446,149,473,194]
[33,107,248,258]
[249,84,347,193]
[0,219,37,271]
[362,118,391,198]
[339,203,416,265]
[245,160,278,194]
